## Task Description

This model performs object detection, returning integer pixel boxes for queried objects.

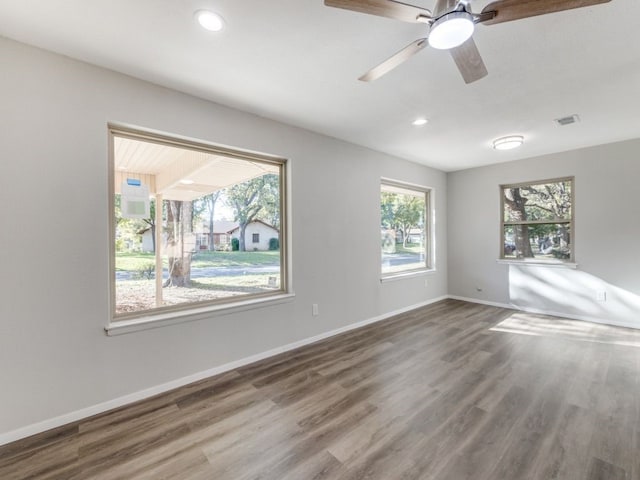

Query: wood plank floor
[2,299,639,479]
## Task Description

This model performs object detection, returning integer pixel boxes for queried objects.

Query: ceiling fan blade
[324,0,432,23]
[449,38,488,84]
[359,38,428,82]
[480,0,611,25]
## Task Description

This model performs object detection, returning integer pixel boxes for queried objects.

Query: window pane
[113,132,284,319]
[381,183,428,275]
[503,223,571,260]
[503,179,572,223]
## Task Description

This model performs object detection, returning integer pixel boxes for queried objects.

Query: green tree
[503,180,572,258]
[381,192,425,247]
[226,174,279,251]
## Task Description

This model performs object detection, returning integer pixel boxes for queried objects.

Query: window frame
[107,124,290,328]
[380,178,433,280]
[499,176,575,263]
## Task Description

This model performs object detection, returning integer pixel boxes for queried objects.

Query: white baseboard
[448,295,640,330]
[0,295,448,447]
[447,295,513,310]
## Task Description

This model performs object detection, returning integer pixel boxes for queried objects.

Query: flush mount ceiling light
[412,117,428,126]
[195,10,225,32]
[493,135,524,151]
[179,179,195,185]
[428,12,475,50]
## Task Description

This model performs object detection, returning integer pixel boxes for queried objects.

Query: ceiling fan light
[195,10,225,32]
[428,12,474,50]
[493,135,524,150]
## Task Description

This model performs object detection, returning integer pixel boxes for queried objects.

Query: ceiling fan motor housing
[433,0,467,17]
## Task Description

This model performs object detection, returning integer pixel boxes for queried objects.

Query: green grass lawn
[191,250,280,268]
[191,273,280,292]
[115,252,159,271]
[388,243,423,255]
[115,250,280,271]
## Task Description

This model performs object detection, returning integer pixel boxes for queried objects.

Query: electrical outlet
[424,279,429,287]
[312,304,319,316]
[596,291,607,302]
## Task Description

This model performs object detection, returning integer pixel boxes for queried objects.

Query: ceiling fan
[325,0,612,84]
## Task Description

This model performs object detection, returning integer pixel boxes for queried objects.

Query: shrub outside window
[381,180,431,276]
[500,177,574,262]
[109,126,288,321]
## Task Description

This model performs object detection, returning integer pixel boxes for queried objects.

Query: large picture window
[109,126,287,321]
[500,177,574,262]
[380,180,431,277]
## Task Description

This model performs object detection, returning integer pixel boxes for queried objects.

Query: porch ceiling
[113,136,278,201]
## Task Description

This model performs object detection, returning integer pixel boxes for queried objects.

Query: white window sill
[105,292,296,336]
[381,269,436,283]
[496,259,577,269]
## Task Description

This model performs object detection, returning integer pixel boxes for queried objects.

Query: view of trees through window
[501,177,573,261]
[381,181,429,275]
[112,130,285,319]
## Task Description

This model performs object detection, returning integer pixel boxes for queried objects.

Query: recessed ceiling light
[180,179,195,185]
[412,117,428,126]
[195,10,225,32]
[428,12,475,50]
[493,135,524,150]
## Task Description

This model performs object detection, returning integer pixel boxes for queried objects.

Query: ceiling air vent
[555,114,580,126]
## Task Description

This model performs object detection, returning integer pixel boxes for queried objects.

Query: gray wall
[0,38,447,437]
[448,139,640,328]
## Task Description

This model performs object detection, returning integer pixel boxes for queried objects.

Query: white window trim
[496,259,578,269]
[380,268,436,283]
[105,292,296,336]
[499,176,575,264]
[107,124,291,331]
[380,178,434,280]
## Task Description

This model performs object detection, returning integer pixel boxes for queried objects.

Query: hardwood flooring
[2,299,639,479]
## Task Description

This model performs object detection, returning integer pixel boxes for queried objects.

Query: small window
[252,233,260,243]
[109,126,288,321]
[381,179,431,277]
[500,177,574,261]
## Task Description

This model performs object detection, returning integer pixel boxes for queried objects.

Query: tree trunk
[164,200,193,287]
[505,188,534,258]
[238,222,247,252]
[514,224,533,258]
[150,223,156,253]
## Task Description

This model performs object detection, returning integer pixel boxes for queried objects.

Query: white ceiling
[1,0,639,171]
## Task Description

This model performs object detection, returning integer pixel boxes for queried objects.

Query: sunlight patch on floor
[490,312,640,347]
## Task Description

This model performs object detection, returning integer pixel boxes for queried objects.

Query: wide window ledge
[381,269,436,283]
[496,259,578,269]
[105,293,296,336]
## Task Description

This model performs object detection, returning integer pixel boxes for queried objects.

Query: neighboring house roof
[227,219,279,234]
[211,220,238,234]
